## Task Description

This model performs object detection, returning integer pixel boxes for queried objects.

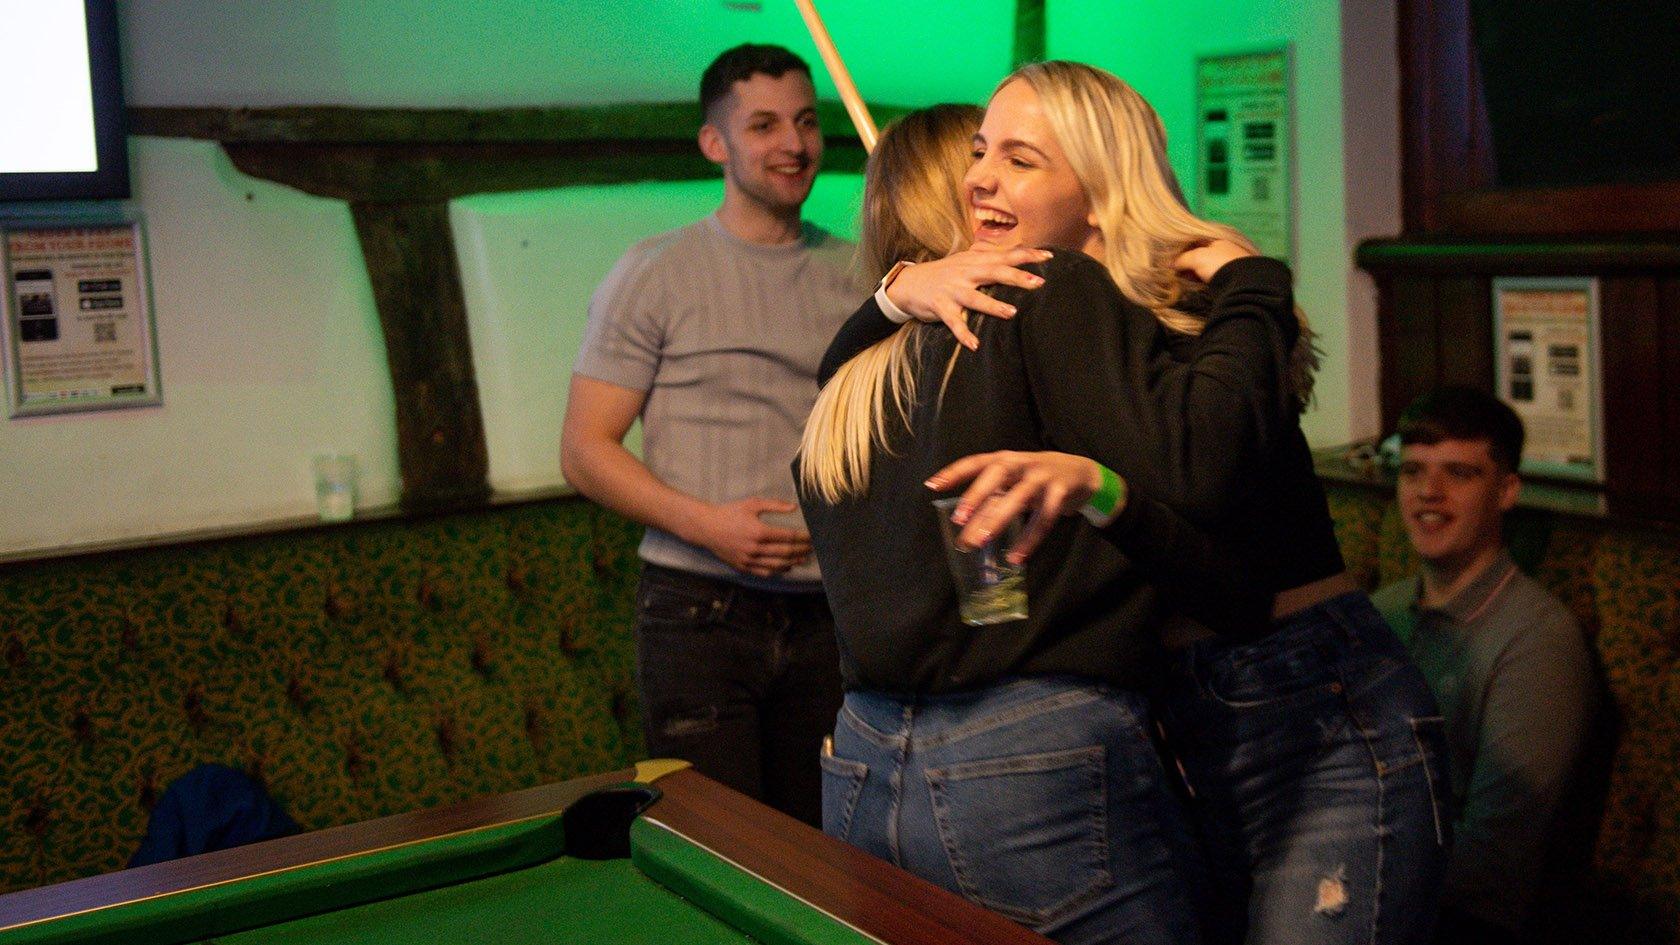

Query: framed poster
[1492,277,1603,482]
[1,219,161,416]
[1194,46,1294,263]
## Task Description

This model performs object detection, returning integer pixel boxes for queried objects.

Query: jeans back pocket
[925,745,1112,927]
[819,752,869,842]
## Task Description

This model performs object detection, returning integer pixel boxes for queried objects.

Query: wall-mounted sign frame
[1,218,161,417]
[1194,45,1294,263]
[1492,277,1603,483]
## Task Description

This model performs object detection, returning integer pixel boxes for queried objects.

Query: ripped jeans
[1154,591,1450,945]
[634,563,842,827]
[822,678,1207,945]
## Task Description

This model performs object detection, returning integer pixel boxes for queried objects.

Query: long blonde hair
[798,105,982,504]
[1007,61,1317,402]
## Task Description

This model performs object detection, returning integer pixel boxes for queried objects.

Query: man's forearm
[562,438,710,545]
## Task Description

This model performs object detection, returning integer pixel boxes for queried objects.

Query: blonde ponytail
[798,105,983,501]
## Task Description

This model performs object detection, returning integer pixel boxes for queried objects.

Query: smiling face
[963,79,1100,256]
[1396,438,1520,574]
[700,70,822,219]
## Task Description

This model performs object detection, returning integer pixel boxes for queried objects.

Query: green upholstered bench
[6,483,1678,945]
[0,497,645,895]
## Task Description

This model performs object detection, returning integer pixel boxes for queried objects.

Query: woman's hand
[926,451,1104,564]
[1172,238,1255,284]
[885,244,1053,350]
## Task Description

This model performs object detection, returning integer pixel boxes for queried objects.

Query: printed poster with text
[1195,48,1293,263]
[1493,278,1603,482]
[3,223,160,415]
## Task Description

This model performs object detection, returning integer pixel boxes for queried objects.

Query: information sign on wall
[1493,277,1604,483]
[1,220,161,417]
[1194,47,1294,263]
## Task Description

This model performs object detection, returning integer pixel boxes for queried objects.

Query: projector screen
[0,0,129,201]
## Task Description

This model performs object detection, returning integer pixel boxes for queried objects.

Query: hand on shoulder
[1172,239,1256,284]
[884,244,1052,350]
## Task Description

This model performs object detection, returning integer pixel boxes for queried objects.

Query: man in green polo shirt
[1373,386,1599,944]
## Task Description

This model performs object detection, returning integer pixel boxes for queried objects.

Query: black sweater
[802,253,1341,694]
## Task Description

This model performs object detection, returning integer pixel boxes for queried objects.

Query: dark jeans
[823,678,1207,945]
[634,562,842,827]
[1155,591,1451,945]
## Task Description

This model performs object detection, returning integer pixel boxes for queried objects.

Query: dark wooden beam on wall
[1013,0,1046,67]
[129,102,905,511]
[133,102,896,205]
[349,201,489,511]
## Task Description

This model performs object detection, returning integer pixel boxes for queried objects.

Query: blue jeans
[634,563,843,827]
[1155,592,1450,945]
[822,678,1206,945]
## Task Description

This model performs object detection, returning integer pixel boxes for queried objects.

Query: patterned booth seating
[5,485,1678,944]
[1327,483,1680,944]
[0,497,645,895]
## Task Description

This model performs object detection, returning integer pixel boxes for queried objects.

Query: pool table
[0,761,1049,945]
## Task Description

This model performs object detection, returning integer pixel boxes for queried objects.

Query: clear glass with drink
[932,497,1028,625]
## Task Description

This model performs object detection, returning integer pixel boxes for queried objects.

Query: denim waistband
[841,676,1141,750]
[1168,590,1400,672]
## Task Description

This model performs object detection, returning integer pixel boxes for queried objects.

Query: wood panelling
[1436,182,1680,237]
[350,201,490,511]
[1599,278,1666,506]
[1360,240,1680,523]
[1400,0,1680,236]
[1435,276,1494,388]
[1385,276,1439,426]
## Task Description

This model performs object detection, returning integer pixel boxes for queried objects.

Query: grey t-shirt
[574,213,866,588]
[1374,550,1598,932]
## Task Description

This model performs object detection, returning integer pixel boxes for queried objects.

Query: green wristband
[1080,464,1126,527]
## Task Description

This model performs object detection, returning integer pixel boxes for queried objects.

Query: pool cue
[791,0,879,152]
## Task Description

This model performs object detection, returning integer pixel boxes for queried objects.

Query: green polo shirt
[1374,550,1598,932]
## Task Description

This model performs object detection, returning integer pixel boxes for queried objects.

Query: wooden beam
[130,102,897,508]
[349,201,489,512]
[224,141,722,202]
[129,101,910,146]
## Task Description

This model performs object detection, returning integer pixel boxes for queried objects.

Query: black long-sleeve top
[801,252,1342,694]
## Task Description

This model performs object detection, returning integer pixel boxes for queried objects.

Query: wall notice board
[1,219,161,417]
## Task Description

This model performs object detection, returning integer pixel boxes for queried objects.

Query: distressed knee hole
[1314,865,1349,917]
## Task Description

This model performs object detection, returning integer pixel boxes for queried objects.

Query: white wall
[121,0,1015,109]
[0,0,1396,555]
[0,137,398,555]
[1048,0,1399,445]
[452,174,863,494]
[1339,0,1401,441]
[0,3,991,555]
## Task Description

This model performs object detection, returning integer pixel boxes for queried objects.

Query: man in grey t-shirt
[1372,386,1598,943]
[560,44,864,826]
